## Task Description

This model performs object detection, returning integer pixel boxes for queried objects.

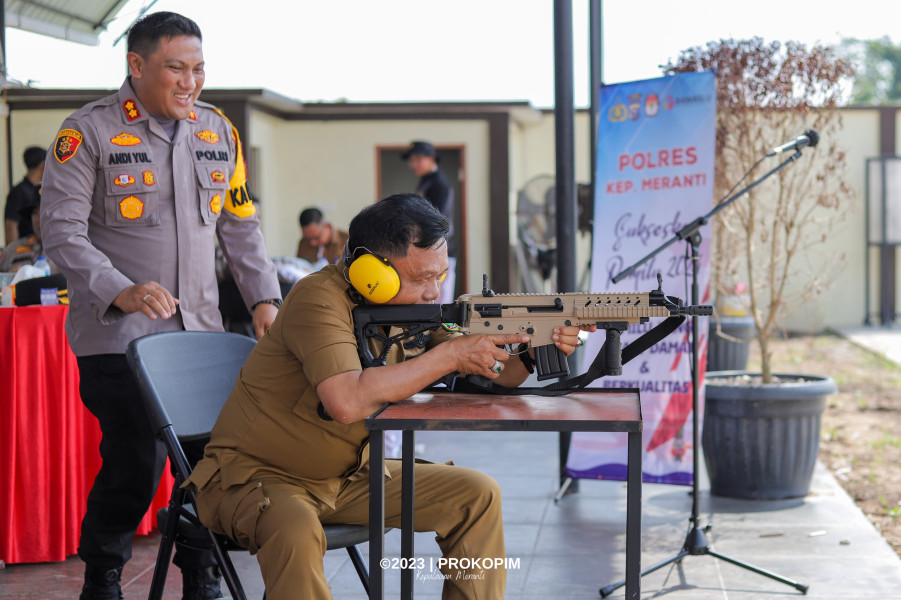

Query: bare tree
[665,38,856,382]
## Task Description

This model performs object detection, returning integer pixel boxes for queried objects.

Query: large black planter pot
[702,372,837,500]
[707,316,756,372]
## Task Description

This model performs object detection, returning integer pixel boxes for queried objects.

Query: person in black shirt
[402,140,456,303]
[4,146,46,245]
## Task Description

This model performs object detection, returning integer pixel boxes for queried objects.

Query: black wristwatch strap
[252,298,282,310]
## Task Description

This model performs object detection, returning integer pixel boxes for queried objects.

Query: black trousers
[76,354,215,570]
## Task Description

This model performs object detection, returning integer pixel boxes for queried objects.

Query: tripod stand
[599,150,810,597]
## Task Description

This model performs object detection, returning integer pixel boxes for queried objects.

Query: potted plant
[707,282,755,372]
[666,38,855,499]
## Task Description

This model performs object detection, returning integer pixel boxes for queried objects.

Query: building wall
[5,108,71,192]
[4,101,891,331]
[248,111,491,293]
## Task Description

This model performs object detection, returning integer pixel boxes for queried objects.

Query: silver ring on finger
[143,294,152,303]
[492,360,503,374]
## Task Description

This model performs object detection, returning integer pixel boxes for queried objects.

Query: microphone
[767,129,819,156]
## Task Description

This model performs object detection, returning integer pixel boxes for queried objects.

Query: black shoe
[79,565,124,600]
[181,565,231,600]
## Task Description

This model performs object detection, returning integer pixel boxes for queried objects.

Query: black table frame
[366,389,643,600]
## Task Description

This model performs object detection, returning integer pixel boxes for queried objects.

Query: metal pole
[554,0,577,489]
[589,0,602,205]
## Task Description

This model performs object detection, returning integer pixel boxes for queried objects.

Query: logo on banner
[608,101,628,123]
[663,95,675,111]
[628,94,642,120]
[645,94,660,117]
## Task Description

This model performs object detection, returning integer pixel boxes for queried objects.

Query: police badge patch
[110,132,142,146]
[54,129,84,164]
[119,195,144,219]
[194,130,220,144]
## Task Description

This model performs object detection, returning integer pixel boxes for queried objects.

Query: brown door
[377,145,467,298]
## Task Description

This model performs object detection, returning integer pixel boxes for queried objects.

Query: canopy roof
[5,0,134,46]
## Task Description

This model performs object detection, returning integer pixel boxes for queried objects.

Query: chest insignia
[110,132,142,146]
[188,110,198,121]
[114,174,135,188]
[123,99,141,121]
[210,169,226,184]
[54,129,83,164]
[119,196,144,219]
[210,193,222,214]
[119,195,144,220]
[142,170,156,186]
[194,130,220,144]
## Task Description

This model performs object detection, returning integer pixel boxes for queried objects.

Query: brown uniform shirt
[188,263,457,507]
[296,227,349,265]
[41,79,280,355]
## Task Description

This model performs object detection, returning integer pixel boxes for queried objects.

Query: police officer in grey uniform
[41,12,281,600]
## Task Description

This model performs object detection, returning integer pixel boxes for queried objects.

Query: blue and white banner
[567,71,716,485]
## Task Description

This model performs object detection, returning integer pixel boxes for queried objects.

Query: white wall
[7,102,885,331]
[249,112,491,294]
[5,108,70,191]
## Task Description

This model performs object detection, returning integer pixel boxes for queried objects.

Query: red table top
[0,305,172,564]
[368,389,641,433]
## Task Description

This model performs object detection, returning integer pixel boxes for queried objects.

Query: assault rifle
[353,274,712,382]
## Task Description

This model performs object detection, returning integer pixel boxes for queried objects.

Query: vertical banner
[567,71,716,485]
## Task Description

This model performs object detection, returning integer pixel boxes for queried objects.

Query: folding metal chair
[126,330,373,600]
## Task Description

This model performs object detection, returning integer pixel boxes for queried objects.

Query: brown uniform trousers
[196,459,505,600]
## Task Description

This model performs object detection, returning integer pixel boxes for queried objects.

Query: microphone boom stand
[599,150,809,597]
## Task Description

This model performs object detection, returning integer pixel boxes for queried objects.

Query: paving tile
[3,428,900,599]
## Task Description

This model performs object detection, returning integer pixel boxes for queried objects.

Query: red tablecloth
[0,305,173,564]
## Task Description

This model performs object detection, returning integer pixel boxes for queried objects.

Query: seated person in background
[187,194,592,599]
[296,206,349,265]
[0,199,55,273]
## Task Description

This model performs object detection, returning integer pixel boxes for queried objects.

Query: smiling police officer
[41,12,281,600]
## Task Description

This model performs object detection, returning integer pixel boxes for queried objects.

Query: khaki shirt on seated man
[188,193,593,600]
[295,206,348,265]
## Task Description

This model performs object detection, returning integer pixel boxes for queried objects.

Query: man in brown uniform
[187,194,589,599]
[296,206,348,265]
[41,12,281,600]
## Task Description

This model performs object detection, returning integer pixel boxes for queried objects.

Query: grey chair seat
[158,504,376,552]
[127,330,379,600]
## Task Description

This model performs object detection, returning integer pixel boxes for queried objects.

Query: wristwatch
[252,298,282,311]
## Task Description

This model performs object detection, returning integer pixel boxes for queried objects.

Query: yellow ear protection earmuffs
[344,246,401,304]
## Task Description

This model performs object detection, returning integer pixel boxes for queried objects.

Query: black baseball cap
[401,140,437,160]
